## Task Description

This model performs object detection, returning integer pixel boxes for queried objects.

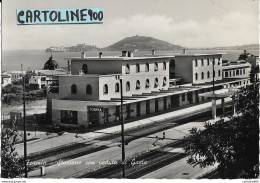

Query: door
[104,108,109,124]
[136,102,141,117]
[126,104,131,119]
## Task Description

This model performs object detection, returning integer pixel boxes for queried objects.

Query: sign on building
[88,106,103,112]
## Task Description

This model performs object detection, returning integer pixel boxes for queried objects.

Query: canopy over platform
[199,88,238,99]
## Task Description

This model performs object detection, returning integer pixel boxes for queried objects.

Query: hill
[104,35,183,51]
[194,44,259,50]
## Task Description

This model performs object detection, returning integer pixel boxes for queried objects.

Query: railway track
[26,101,231,173]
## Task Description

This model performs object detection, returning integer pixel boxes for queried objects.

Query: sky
[2,0,259,50]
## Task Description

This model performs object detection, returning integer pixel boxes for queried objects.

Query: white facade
[29,76,48,89]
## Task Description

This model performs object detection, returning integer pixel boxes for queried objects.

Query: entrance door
[126,104,131,119]
[136,102,141,117]
[88,111,99,125]
[104,108,109,124]
[146,101,150,115]
[188,92,193,104]
[171,95,179,108]
[163,97,167,110]
[155,99,159,112]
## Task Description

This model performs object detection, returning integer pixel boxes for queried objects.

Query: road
[28,117,224,178]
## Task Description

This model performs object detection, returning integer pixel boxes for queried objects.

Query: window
[145,63,149,72]
[125,64,130,74]
[163,77,167,87]
[71,84,77,94]
[163,62,167,70]
[195,73,198,80]
[229,71,232,77]
[136,64,140,73]
[86,84,92,95]
[201,72,204,80]
[103,84,108,94]
[240,69,242,75]
[136,80,140,90]
[218,70,221,77]
[236,70,239,75]
[207,58,210,65]
[195,59,198,67]
[182,93,185,101]
[201,59,204,66]
[115,83,120,93]
[170,60,175,69]
[154,62,158,71]
[145,79,150,88]
[126,81,130,92]
[213,58,215,65]
[225,72,228,78]
[61,110,78,125]
[233,70,236,76]
[154,78,159,88]
[41,77,46,81]
[243,69,245,75]
[207,71,210,78]
[82,64,88,74]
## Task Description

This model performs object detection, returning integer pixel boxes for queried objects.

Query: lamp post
[119,78,126,178]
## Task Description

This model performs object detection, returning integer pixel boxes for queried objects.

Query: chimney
[81,52,85,58]
[152,50,155,56]
[128,51,133,57]
[99,52,103,58]
[122,51,127,57]
[183,49,186,54]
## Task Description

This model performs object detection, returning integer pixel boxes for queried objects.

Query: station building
[47,51,251,128]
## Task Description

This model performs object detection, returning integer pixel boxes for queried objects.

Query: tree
[185,76,259,178]
[1,118,24,178]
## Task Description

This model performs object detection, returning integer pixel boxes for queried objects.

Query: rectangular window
[61,110,78,125]
[225,72,228,78]
[243,69,245,75]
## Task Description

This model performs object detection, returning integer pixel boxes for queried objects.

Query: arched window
[207,71,210,78]
[163,62,167,70]
[103,84,108,94]
[145,79,150,88]
[82,64,88,74]
[195,73,198,80]
[136,64,140,73]
[115,83,120,93]
[125,64,130,74]
[136,80,140,90]
[126,81,130,92]
[201,72,204,80]
[170,59,175,69]
[71,84,77,94]
[218,70,221,77]
[145,63,149,72]
[195,59,198,67]
[201,59,204,66]
[163,77,167,87]
[154,62,158,71]
[207,58,210,65]
[154,78,159,88]
[86,84,92,95]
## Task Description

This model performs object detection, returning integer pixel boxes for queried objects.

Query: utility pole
[120,78,126,178]
[212,58,215,94]
[21,64,28,178]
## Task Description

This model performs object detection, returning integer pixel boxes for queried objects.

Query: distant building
[238,50,259,69]
[29,75,47,89]
[4,71,26,82]
[1,74,11,87]
[44,55,59,70]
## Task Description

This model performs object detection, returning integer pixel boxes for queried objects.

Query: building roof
[174,53,225,57]
[2,74,11,78]
[36,69,67,76]
[222,62,251,70]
